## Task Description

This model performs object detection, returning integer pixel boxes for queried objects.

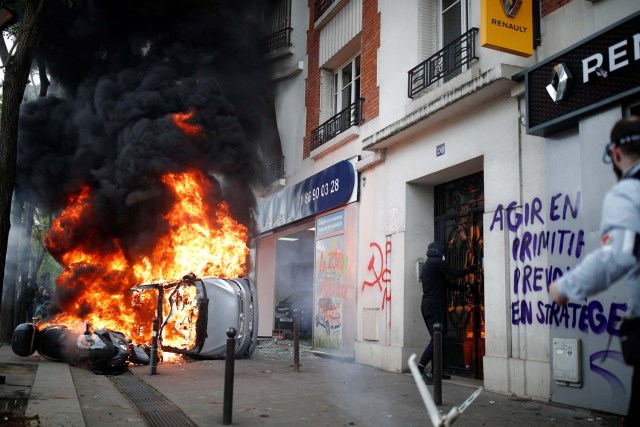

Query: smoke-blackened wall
[16,0,276,259]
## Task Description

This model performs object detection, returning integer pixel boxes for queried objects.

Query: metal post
[157,286,164,325]
[150,286,164,376]
[149,317,159,375]
[433,322,442,406]
[223,327,237,425]
[293,309,300,372]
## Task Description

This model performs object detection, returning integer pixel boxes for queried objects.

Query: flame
[134,171,248,283]
[171,108,205,141]
[44,166,249,356]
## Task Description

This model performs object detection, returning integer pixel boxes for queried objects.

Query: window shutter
[319,68,333,123]
[418,0,436,61]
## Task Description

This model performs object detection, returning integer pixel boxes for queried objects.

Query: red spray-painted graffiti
[318,249,348,299]
[361,239,392,326]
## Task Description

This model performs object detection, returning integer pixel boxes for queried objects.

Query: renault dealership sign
[521,11,640,136]
[481,0,533,57]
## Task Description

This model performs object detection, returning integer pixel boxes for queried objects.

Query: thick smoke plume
[15,1,276,309]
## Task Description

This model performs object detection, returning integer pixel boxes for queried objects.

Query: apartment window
[312,54,363,150]
[263,0,293,56]
[441,0,467,81]
[333,55,361,115]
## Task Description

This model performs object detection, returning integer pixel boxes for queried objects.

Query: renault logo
[501,0,523,18]
[546,63,572,103]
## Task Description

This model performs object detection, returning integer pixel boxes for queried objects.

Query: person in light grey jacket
[550,115,640,426]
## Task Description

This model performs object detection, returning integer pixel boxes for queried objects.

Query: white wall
[540,0,640,61]
[272,1,311,185]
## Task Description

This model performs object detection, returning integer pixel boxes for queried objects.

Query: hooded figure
[418,241,476,383]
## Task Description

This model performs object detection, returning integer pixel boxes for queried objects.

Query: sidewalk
[0,339,626,426]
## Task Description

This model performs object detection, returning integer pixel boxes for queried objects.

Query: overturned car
[131,275,258,359]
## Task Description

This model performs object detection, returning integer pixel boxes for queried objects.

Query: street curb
[26,357,85,427]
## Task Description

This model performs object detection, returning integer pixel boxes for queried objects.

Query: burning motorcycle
[11,321,150,374]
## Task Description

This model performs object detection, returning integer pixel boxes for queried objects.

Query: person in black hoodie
[418,241,477,384]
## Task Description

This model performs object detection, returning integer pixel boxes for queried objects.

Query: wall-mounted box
[553,337,582,387]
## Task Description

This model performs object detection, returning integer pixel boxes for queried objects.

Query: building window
[312,54,363,150]
[333,55,361,115]
[441,0,467,81]
[263,0,293,56]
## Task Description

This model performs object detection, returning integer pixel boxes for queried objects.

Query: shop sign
[316,210,345,237]
[523,11,640,136]
[256,160,356,234]
[480,0,533,57]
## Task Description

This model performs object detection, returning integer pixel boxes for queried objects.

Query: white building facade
[255,0,640,416]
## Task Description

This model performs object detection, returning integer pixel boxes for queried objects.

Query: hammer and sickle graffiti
[362,240,392,322]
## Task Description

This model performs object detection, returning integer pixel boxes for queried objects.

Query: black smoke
[16,0,278,262]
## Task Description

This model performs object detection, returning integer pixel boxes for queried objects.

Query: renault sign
[481,0,533,57]
[521,11,640,136]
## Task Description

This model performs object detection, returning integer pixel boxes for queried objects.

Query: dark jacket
[420,242,475,305]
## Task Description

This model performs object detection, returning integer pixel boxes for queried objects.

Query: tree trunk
[1,197,22,339]
[16,203,34,324]
[0,0,46,343]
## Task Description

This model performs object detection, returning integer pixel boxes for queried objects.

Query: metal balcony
[310,98,364,151]
[408,27,479,98]
[263,156,285,183]
[262,27,293,56]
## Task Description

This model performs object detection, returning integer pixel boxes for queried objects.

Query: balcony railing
[263,156,285,183]
[314,0,337,20]
[262,27,293,56]
[407,27,479,98]
[310,98,364,150]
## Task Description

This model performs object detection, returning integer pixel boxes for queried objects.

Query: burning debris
[12,321,150,375]
[11,1,274,357]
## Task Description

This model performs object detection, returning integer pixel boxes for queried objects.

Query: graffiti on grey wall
[361,238,392,326]
[492,191,630,397]
[490,191,629,333]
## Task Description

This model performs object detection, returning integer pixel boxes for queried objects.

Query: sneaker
[442,373,451,380]
[424,371,434,384]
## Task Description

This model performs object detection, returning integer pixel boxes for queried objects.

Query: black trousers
[418,302,446,370]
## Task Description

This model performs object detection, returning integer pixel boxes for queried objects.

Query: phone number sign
[257,160,356,233]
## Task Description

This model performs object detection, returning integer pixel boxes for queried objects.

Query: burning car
[274,292,313,338]
[131,274,258,359]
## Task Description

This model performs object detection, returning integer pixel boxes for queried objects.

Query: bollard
[433,322,442,406]
[223,327,237,425]
[150,286,164,376]
[293,309,300,372]
[149,317,159,375]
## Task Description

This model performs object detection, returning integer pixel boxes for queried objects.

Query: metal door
[434,171,484,379]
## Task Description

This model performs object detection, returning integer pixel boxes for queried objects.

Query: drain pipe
[223,327,237,425]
